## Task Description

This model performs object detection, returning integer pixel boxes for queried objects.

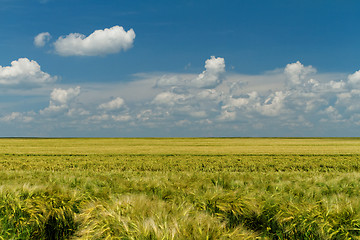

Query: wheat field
[1,138,360,239]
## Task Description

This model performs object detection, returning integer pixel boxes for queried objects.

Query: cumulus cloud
[54,26,135,56]
[329,80,346,90]
[156,56,225,89]
[257,91,287,116]
[41,86,80,114]
[152,59,360,133]
[222,91,259,112]
[98,97,125,111]
[34,32,51,47]
[0,58,56,87]
[50,86,81,105]
[0,112,33,123]
[67,108,89,117]
[284,61,316,87]
[191,56,225,88]
[155,74,188,88]
[88,114,110,122]
[197,89,222,101]
[152,92,187,106]
[6,57,360,137]
[112,114,131,122]
[217,110,236,122]
[348,70,360,86]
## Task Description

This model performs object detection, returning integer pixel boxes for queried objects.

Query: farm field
[1,138,360,239]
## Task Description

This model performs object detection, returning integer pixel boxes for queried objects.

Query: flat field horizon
[1,137,360,239]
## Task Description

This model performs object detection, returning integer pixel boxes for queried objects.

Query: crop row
[1,153,360,172]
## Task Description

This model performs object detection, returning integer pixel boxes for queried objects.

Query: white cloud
[152,92,187,106]
[335,89,360,113]
[217,110,236,122]
[191,56,225,88]
[222,91,259,112]
[204,56,226,73]
[67,108,90,117]
[99,97,125,111]
[50,86,80,105]
[155,74,189,88]
[88,114,110,122]
[54,26,135,56]
[34,32,51,47]
[41,86,80,114]
[284,61,316,87]
[6,57,360,137]
[188,110,207,118]
[321,106,344,122]
[155,56,225,89]
[197,89,222,101]
[0,112,33,123]
[41,104,67,114]
[0,58,56,87]
[112,114,131,122]
[329,80,346,90]
[348,70,360,86]
[257,91,287,116]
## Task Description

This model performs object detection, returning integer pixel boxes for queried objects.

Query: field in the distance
[1,138,360,239]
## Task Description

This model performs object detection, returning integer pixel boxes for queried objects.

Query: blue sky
[1,0,360,137]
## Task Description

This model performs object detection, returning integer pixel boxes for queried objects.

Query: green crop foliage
[1,138,360,239]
